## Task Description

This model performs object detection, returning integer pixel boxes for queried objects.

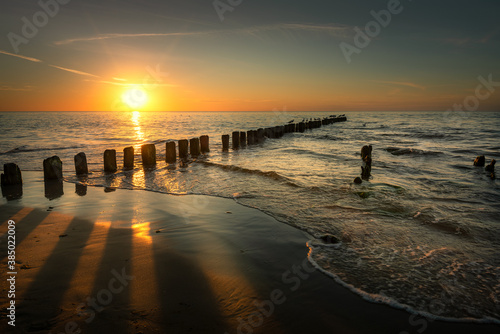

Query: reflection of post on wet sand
[75,183,87,196]
[45,179,64,200]
[1,183,23,201]
[75,175,88,196]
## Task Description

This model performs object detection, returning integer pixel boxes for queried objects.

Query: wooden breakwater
[1,114,347,198]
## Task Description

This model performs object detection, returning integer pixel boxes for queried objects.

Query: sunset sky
[1,0,499,111]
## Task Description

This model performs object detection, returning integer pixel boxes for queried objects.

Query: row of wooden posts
[1,115,347,185]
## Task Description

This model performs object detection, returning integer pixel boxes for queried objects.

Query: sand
[0,172,499,333]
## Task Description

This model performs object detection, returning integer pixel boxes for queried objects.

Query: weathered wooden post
[165,142,176,163]
[200,135,210,153]
[74,152,88,175]
[361,145,372,181]
[123,146,134,169]
[239,132,246,146]
[179,139,189,159]
[222,135,230,151]
[257,128,264,143]
[141,144,156,167]
[232,131,240,149]
[43,156,64,200]
[246,131,253,145]
[190,138,200,156]
[103,150,117,173]
[44,156,63,180]
[1,163,22,186]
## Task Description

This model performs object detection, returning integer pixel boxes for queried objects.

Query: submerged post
[178,139,189,159]
[165,142,176,163]
[123,146,134,169]
[200,135,210,153]
[232,131,240,149]
[74,152,88,175]
[222,135,230,151]
[141,144,156,167]
[44,156,63,180]
[190,138,200,157]
[103,150,117,173]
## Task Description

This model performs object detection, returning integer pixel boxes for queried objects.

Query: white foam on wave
[306,240,500,325]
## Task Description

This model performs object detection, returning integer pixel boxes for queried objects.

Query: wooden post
[44,156,63,180]
[165,142,176,163]
[200,135,210,153]
[298,122,305,132]
[123,146,134,169]
[74,152,88,175]
[232,131,240,149]
[179,139,189,159]
[222,135,230,151]
[103,150,117,173]
[257,128,264,143]
[1,163,22,186]
[239,132,246,146]
[190,138,200,156]
[141,144,156,167]
[247,131,254,145]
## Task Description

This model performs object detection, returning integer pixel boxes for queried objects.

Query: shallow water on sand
[1,110,499,321]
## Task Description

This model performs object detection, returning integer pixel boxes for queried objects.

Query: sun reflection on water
[131,111,144,145]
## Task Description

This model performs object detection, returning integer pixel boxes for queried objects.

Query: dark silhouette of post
[1,163,22,186]
[104,150,117,173]
[123,146,134,169]
[165,142,176,163]
[239,132,246,146]
[141,144,156,167]
[190,138,200,157]
[222,135,229,151]
[44,156,63,180]
[200,135,210,153]
[1,163,23,200]
[74,152,88,175]
[232,131,240,149]
[179,139,189,159]
[247,131,254,145]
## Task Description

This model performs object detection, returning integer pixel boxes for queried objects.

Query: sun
[122,86,148,110]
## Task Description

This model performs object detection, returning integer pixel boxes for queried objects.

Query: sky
[0,0,499,112]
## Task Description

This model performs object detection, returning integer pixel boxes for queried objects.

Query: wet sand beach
[0,172,499,333]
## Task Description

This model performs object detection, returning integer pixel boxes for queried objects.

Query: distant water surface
[1,111,499,322]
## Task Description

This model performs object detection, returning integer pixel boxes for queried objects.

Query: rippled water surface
[1,111,499,321]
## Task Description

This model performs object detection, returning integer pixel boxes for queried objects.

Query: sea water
[1,110,499,322]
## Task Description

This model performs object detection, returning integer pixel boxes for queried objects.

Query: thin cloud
[85,79,177,87]
[54,32,211,45]
[53,23,351,45]
[440,28,499,46]
[373,80,426,90]
[0,85,33,91]
[0,50,42,63]
[49,65,100,78]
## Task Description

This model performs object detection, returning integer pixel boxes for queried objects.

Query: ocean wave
[0,145,84,155]
[312,134,345,141]
[201,161,300,187]
[307,243,500,325]
[385,147,443,156]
